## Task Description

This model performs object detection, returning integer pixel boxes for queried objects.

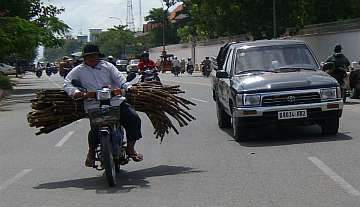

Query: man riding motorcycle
[187,57,194,74]
[64,44,143,167]
[201,57,211,77]
[138,51,156,73]
[324,45,350,101]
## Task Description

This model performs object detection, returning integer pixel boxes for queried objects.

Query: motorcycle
[323,62,348,102]
[71,79,133,187]
[202,64,211,77]
[140,68,161,83]
[173,66,180,77]
[186,64,194,75]
[35,69,42,78]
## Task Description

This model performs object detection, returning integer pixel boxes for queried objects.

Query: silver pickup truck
[212,40,343,141]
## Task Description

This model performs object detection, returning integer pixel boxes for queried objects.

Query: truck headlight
[236,94,243,107]
[244,94,261,106]
[320,88,337,100]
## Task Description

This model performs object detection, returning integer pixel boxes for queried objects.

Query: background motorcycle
[323,62,348,102]
[186,64,194,75]
[35,69,42,78]
[202,64,211,77]
[140,67,161,83]
[72,80,133,187]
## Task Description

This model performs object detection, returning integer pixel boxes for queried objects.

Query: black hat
[82,44,105,57]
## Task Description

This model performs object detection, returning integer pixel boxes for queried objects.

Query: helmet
[107,55,114,59]
[62,56,70,61]
[188,57,191,60]
[334,44,342,53]
[205,56,209,59]
[174,56,177,60]
[141,51,149,59]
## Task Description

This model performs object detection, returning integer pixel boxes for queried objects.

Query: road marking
[308,156,360,196]
[191,98,208,103]
[0,169,32,192]
[55,131,74,147]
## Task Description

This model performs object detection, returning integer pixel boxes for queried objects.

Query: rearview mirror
[216,71,229,78]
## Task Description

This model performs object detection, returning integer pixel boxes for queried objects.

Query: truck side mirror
[216,71,229,78]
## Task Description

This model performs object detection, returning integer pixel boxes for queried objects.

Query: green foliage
[0,74,12,90]
[0,0,69,63]
[44,38,83,62]
[94,26,140,59]
[179,0,360,41]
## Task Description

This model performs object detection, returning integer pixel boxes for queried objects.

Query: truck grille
[262,92,320,106]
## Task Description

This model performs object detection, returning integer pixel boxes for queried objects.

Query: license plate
[278,110,307,120]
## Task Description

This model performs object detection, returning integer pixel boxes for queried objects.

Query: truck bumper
[232,100,343,126]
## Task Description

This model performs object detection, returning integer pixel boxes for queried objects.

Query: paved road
[1,72,360,207]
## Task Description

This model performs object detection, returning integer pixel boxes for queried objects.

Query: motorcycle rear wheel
[101,133,116,187]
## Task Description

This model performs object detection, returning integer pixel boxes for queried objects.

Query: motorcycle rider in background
[201,57,212,77]
[180,58,186,74]
[187,57,194,74]
[324,45,350,101]
[138,51,156,73]
[172,56,181,76]
[107,55,116,66]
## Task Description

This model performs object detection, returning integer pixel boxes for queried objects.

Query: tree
[0,0,70,63]
[94,26,140,59]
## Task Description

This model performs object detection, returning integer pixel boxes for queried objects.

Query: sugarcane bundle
[27,82,196,141]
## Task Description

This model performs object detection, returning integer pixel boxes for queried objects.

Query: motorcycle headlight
[320,88,337,100]
[244,94,261,106]
[236,94,243,107]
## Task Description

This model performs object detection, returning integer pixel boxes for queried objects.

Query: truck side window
[222,49,231,71]
[226,49,234,74]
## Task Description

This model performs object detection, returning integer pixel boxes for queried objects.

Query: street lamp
[109,16,123,25]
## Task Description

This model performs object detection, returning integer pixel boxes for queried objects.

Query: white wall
[149,29,360,65]
[293,30,360,64]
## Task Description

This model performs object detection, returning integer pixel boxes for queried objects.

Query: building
[77,35,88,43]
[143,22,161,33]
[89,29,102,42]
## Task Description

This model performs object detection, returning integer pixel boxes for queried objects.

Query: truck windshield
[235,44,319,74]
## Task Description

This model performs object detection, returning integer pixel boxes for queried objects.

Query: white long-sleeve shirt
[64,60,130,110]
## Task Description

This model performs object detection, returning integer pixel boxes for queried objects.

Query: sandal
[127,152,143,162]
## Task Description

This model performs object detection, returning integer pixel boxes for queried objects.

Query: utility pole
[126,0,135,32]
[273,0,277,38]
[139,0,142,31]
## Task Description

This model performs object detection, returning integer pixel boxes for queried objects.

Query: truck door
[218,49,234,109]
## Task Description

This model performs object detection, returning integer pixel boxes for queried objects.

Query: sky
[44,0,164,36]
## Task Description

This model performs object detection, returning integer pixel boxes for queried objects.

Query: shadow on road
[222,125,353,147]
[33,165,204,194]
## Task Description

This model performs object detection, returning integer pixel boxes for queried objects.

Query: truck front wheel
[232,116,248,141]
[320,118,339,135]
[216,101,231,128]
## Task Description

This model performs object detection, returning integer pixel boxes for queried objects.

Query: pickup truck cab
[212,40,343,141]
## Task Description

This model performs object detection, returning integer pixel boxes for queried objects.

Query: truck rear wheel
[232,116,248,141]
[320,118,339,135]
[216,101,231,128]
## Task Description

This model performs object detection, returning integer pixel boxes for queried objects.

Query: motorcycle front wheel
[100,132,116,187]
